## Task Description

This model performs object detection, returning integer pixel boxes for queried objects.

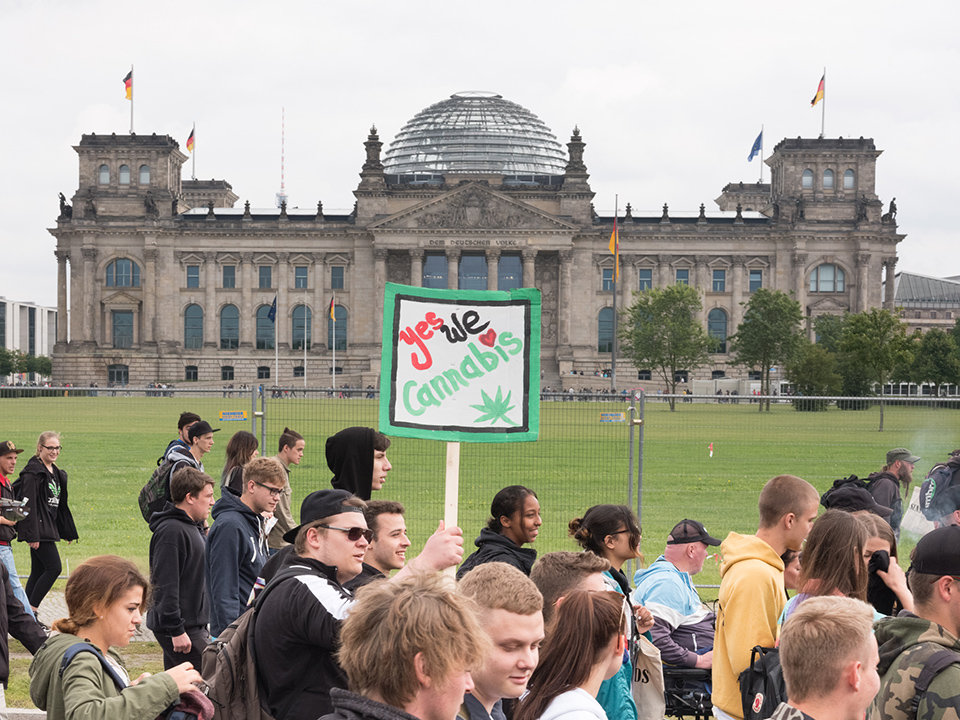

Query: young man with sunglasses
[254,489,465,720]
[205,456,285,636]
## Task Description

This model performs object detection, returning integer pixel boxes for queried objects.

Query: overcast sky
[2,0,956,307]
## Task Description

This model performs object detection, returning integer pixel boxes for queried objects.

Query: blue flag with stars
[748,130,763,161]
[267,295,277,323]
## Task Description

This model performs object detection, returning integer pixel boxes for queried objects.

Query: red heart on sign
[478,329,497,347]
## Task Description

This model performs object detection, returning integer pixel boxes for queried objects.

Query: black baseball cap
[0,441,25,456]
[667,519,721,546]
[283,489,363,543]
[188,420,220,441]
[911,526,960,576]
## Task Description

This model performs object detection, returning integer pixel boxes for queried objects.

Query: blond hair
[458,562,543,617]
[338,572,488,707]
[242,456,286,491]
[35,431,60,457]
[779,596,875,701]
[758,474,819,528]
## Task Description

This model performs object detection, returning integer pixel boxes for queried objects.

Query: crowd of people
[0,421,958,720]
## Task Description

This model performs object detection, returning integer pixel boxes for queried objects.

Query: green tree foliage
[839,308,910,430]
[813,314,845,353]
[729,288,804,411]
[786,341,842,410]
[0,348,15,377]
[911,328,960,396]
[618,284,711,411]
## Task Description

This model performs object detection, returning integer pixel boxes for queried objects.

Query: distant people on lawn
[866,447,920,534]
[205,456,285,636]
[344,500,411,590]
[14,431,78,617]
[147,467,216,670]
[220,430,259,497]
[712,474,819,720]
[326,426,392,500]
[161,411,201,462]
[458,485,541,579]
[0,439,34,617]
[267,427,305,552]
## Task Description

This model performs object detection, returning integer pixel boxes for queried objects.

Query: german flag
[123,70,133,100]
[329,296,336,320]
[607,216,619,282]
[810,74,825,107]
[186,128,195,153]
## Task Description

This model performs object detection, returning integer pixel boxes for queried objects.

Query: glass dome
[382,91,567,182]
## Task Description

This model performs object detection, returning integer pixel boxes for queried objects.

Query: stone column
[521,248,537,288]
[793,252,808,319]
[730,256,746,332]
[314,253,326,349]
[276,253,289,350]
[55,250,69,344]
[695,255,709,325]
[486,248,500,291]
[142,247,158,344]
[203,252,217,347]
[883,257,897,309]
[857,253,871,312]
[240,253,254,347]
[558,250,574,346]
[374,248,389,342]
[81,247,97,344]
[621,256,636,308]
[409,249,424,288]
[447,249,461,290]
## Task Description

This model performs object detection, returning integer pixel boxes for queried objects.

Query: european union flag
[747,130,763,162]
[267,295,277,323]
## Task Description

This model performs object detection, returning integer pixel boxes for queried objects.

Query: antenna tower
[276,107,288,208]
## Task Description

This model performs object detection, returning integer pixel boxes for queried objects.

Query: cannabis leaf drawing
[470,386,519,426]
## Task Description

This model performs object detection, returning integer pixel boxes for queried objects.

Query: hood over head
[326,426,375,500]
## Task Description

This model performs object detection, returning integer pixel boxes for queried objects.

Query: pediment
[325,253,351,266]
[808,297,849,312]
[253,252,277,264]
[289,253,313,265]
[369,183,577,232]
[102,290,141,305]
[178,252,205,264]
[218,252,240,264]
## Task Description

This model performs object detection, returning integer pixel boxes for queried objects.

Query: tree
[0,348,15,378]
[729,288,804,411]
[618,284,711,411]
[839,308,910,431]
[785,341,842,410]
[812,314,845,353]
[911,328,960,396]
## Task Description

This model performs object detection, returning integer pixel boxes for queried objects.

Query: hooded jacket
[146,502,208,636]
[327,426,375,500]
[205,489,269,636]
[866,471,903,531]
[456,528,537,579]
[713,532,786,720]
[538,688,608,720]
[14,455,78,544]
[870,612,960,720]
[29,631,179,720]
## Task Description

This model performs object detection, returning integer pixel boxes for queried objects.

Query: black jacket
[327,427,375,500]
[146,503,209,636]
[321,688,421,720]
[13,456,78,543]
[0,562,46,685]
[0,472,17,544]
[255,557,354,720]
[456,528,537,579]
[867,471,903,531]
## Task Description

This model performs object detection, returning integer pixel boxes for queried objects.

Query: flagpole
[820,67,826,139]
[303,286,308,389]
[611,194,618,394]
[332,311,337,393]
[129,64,134,134]
[191,124,196,180]
[274,299,279,387]
[759,124,764,184]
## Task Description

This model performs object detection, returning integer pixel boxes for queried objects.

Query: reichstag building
[50,91,904,388]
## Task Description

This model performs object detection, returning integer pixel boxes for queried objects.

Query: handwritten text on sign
[380,283,540,442]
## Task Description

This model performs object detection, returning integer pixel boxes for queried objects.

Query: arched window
[328,305,347,350]
[801,169,813,189]
[823,169,834,189]
[809,264,846,293]
[708,308,728,353]
[118,164,131,185]
[292,305,312,350]
[843,169,855,190]
[105,258,141,287]
[139,165,150,184]
[98,164,110,184]
[256,305,275,350]
[598,307,614,353]
[220,304,239,349]
[184,304,203,349]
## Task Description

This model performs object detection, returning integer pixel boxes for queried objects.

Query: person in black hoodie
[14,431,78,615]
[457,485,540,580]
[205,456,284,636]
[147,467,216,669]
[327,426,392,500]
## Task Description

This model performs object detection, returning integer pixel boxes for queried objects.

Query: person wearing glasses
[14,431,77,619]
[205,456,285,636]
[254,488,465,720]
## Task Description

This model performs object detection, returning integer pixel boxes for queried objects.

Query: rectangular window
[712,269,726,292]
[331,266,345,290]
[294,266,308,289]
[422,253,447,289]
[637,370,652,381]
[293,365,305,378]
[498,254,522,291]
[637,268,652,291]
[221,366,234,381]
[222,265,236,289]
[601,268,614,292]
[458,254,488,290]
[185,365,198,382]
[259,266,272,289]
[257,366,270,380]
[186,265,200,288]
[749,269,762,292]
[28,307,36,356]
[112,310,133,349]
[675,269,689,286]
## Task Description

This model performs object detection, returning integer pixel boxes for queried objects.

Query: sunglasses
[317,523,373,542]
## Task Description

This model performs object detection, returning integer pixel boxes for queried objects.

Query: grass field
[4,393,957,597]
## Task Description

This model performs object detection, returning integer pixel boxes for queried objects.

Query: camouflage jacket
[869,612,960,720]
[768,702,813,720]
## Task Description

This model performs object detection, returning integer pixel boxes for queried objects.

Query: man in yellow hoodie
[712,474,820,720]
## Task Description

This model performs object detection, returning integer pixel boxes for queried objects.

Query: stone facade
[50,123,905,389]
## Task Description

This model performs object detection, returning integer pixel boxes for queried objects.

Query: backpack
[738,645,786,720]
[138,457,178,522]
[919,454,960,521]
[908,648,960,719]
[819,474,874,508]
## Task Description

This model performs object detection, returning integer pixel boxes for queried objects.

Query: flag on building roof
[748,130,763,161]
[186,127,195,153]
[608,216,619,282]
[810,74,825,107]
[267,295,277,323]
[123,70,133,100]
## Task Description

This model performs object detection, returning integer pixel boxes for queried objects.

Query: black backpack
[919,454,960,521]
[738,645,786,720]
[138,457,178,522]
[820,474,874,508]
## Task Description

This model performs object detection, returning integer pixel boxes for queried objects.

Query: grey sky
[2,0,956,307]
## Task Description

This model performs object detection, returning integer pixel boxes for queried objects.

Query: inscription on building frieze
[424,238,520,248]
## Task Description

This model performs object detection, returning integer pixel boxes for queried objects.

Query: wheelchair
[662,666,712,720]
